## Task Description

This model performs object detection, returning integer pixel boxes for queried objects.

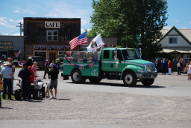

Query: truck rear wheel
[89,77,102,84]
[123,71,137,86]
[71,70,85,84]
[141,79,154,86]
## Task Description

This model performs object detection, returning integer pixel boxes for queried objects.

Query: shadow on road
[57,98,71,101]
[98,82,165,88]
[27,100,43,103]
[0,106,13,109]
[127,84,166,88]
[67,82,166,88]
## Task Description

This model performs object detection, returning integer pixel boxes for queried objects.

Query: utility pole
[16,22,23,36]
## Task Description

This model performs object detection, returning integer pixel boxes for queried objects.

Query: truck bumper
[136,72,158,79]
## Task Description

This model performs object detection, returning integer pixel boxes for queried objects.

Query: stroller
[14,79,45,100]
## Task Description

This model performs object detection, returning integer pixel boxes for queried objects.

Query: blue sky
[0,0,191,35]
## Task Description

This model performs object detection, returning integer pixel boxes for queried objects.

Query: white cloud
[45,2,92,30]
[0,17,15,28]
[13,8,36,15]
[0,17,23,35]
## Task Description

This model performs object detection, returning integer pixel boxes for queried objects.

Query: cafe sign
[45,21,60,28]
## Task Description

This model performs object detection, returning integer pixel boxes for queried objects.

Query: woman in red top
[28,66,35,83]
[168,60,173,75]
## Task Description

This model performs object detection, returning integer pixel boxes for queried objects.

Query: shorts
[187,71,191,74]
[49,79,58,89]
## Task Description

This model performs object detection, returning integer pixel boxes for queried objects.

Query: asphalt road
[0,69,191,128]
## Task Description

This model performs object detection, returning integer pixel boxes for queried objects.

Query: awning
[159,48,191,53]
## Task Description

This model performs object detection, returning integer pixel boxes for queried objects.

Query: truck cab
[100,48,157,86]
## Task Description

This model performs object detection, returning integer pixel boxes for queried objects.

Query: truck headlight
[145,64,156,72]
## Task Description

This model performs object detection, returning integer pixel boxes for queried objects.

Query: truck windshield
[122,49,140,60]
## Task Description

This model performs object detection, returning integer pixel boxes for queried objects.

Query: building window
[169,37,178,44]
[47,30,58,41]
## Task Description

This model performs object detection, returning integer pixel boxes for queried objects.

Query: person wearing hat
[26,57,33,67]
[0,62,14,100]
[7,57,15,96]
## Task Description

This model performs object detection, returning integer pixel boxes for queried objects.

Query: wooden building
[158,26,191,59]
[24,17,80,60]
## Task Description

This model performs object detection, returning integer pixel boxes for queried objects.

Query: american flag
[69,32,88,50]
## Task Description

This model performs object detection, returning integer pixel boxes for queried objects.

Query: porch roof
[160,48,191,53]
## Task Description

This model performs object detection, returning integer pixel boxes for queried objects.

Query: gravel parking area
[1,70,191,128]
[1,91,191,121]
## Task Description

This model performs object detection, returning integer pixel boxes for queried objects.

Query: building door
[49,51,57,61]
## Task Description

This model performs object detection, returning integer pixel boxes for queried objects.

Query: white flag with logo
[87,34,104,52]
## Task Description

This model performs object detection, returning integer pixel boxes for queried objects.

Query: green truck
[62,48,157,86]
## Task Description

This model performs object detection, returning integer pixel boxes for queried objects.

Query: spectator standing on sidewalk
[28,66,35,84]
[43,60,49,79]
[18,63,32,100]
[177,60,181,75]
[187,61,191,80]
[48,64,59,99]
[0,62,14,100]
[7,57,15,97]
[26,57,33,67]
[161,58,168,75]
[31,61,38,78]
[168,60,173,75]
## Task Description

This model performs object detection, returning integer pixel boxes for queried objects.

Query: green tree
[90,0,167,59]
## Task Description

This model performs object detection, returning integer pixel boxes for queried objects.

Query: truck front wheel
[71,70,85,84]
[141,79,154,86]
[123,72,137,86]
